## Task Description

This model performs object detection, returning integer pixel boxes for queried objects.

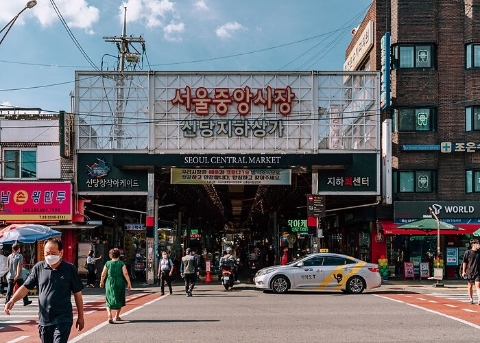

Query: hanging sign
[171,168,291,185]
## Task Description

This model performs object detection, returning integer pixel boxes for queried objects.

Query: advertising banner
[0,182,72,221]
[171,168,291,185]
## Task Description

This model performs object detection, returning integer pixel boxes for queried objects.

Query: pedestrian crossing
[428,292,480,304]
[0,294,105,330]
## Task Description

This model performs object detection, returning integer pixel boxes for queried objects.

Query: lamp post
[0,1,37,46]
[428,207,441,258]
[429,206,444,287]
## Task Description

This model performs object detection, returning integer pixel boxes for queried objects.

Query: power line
[49,0,99,71]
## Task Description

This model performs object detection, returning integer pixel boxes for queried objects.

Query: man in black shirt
[4,237,85,343]
[462,239,480,304]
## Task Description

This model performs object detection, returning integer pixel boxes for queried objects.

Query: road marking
[445,304,457,308]
[68,293,164,343]
[6,336,30,343]
[463,309,477,313]
[375,294,480,329]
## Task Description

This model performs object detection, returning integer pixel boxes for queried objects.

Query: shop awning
[51,224,99,230]
[379,220,479,235]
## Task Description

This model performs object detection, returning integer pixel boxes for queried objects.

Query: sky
[0,0,372,113]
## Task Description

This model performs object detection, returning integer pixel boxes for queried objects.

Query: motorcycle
[220,260,235,290]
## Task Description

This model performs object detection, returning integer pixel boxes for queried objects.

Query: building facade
[347,0,480,278]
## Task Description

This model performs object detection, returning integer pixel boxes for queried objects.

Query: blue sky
[0,0,372,113]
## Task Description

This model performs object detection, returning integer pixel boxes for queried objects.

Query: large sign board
[0,182,72,221]
[76,71,379,154]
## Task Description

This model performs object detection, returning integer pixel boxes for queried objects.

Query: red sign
[0,182,72,221]
[171,86,296,116]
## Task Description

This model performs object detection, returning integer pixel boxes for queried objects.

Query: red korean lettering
[274,86,295,115]
[192,87,212,116]
[232,86,254,116]
[171,86,192,111]
[212,88,232,115]
[253,86,273,111]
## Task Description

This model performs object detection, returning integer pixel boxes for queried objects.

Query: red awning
[379,220,479,235]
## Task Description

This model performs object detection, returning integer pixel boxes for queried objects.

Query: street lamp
[428,207,441,258]
[0,1,37,46]
[429,206,444,287]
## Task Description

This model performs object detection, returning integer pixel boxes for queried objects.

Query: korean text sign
[0,182,72,221]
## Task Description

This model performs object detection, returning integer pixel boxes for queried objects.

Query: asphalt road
[64,279,478,343]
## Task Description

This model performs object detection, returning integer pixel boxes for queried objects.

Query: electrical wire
[49,0,99,71]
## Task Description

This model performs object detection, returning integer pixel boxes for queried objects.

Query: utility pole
[102,7,145,149]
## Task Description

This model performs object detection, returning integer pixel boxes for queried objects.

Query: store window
[465,107,480,131]
[393,108,436,132]
[392,44,436,69]
[465,43,480,69]
[393,170,437,193]
[465,170,480,193]
[3,149,36,179]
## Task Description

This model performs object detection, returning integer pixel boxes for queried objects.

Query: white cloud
[194,0,208,10]
[120,0,176,28]
[34,0,100,34]
[164,21,185,41]
[215,22,246,38]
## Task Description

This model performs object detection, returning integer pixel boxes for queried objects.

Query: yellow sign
[320,248,329,253]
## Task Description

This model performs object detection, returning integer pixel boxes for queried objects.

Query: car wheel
[346,276,365,294]
[271,275,289,294]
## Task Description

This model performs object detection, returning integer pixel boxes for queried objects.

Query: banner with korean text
[171,168,291,185]
[0,181,72,221]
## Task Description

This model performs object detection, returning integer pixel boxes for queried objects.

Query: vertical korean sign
[0,182,72,221]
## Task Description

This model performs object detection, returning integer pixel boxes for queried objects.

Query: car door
[292,256,324,288]
[319,256,355,289]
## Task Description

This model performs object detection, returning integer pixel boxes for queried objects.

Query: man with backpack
[158,251,175,295]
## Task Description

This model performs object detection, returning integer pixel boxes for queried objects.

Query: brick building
[346,0,480,278]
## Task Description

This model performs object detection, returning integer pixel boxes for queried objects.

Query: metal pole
[429,207,441,257]
[154,198,159,278]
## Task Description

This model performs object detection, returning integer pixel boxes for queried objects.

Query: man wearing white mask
[4,237,85,343]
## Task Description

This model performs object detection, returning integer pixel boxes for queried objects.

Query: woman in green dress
[99,248,132,323]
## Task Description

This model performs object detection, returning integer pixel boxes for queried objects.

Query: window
[465,44,480,69]
[393,170,437,193]
[466,170,480,193]
[303,257,323,267]
[394,108,436,131]
[4,149,36,179]
[392,44,436,69]
[465,107,480,131]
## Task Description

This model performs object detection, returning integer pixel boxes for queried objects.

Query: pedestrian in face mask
[4,237,85,343]
[158,251,174,295]
[462,239,480,304]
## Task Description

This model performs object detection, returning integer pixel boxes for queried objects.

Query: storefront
[378,201,480,279]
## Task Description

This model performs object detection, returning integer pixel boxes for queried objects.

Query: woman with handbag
[86,250,102,288]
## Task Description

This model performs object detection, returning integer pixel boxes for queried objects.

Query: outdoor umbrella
[396,218,461,233]
[0,224,61,245]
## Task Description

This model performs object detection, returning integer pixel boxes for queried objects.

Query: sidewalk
[380,276,468,292]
